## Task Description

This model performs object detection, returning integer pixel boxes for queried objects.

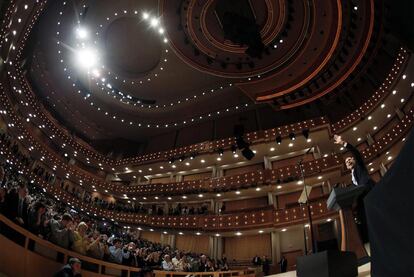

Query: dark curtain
[364,127,414,276]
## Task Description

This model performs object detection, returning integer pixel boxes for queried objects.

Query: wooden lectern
[327,186,369,262]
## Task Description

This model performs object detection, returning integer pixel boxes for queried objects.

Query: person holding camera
[109,238,130,264]
[87,231,110,260]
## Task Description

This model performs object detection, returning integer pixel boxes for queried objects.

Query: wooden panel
[140,231,161,243]
[176,234,209,254]
[183,171,212,181]
[0,234,26,277]
[225,197,268,212]
[271,154,313,169]
[277,186,323,208]
[0,234,114,277]
[224,234,271,261]
[150,177,173,184]
[224,163,264,176]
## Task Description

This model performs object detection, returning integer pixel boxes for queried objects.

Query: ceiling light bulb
[142,12,149,20]
[75,48,98,68]
[75,27,88,39]
[150,18,159,27]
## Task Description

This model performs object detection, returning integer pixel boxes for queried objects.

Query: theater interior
[0,0,413,276]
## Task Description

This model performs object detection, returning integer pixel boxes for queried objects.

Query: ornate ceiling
[12,0,402,156]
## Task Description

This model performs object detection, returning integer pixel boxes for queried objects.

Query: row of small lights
[0,78,410,199]
[0,82,400,198]
[53,3,245,113]
[14,50,409,169]
[0,140,333,234]
[1,8,410,175]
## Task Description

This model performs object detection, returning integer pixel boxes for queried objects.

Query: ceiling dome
[104,16,163,77]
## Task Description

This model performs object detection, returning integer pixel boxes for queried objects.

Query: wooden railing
[1,75,412,198]
[0,143,337,229]
[0,214,140,277]
[0,214,256,277]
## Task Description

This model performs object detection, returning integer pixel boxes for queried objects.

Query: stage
[268,263,370,277]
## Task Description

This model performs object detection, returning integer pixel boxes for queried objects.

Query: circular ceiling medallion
[104,17,162,77]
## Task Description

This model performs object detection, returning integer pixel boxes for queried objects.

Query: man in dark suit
[4,182,29,225]
[334,135,375,242]
[278,256,287,273]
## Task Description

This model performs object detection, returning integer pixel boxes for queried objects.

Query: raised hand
[333,134,345,145]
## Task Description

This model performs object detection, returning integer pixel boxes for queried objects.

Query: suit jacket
[346,143,375,190]
[4,189,29,224]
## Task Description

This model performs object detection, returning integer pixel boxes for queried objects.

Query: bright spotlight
[142,12,149,20]
[150,17,159,27]
[158,28,164,34]
[75,48,99,69]
[91,68,100,77]
[75,27,88,39]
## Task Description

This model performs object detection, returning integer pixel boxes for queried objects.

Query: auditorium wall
[140,231,161,243]
[223,234,271,261]
[224,196,269,212]
[176,234,209,254]
[223,163,264,176]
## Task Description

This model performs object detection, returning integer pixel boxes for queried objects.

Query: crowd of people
[1,162,230,273]
[0,132,231,275]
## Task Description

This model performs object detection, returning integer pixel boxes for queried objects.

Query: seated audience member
[5,182,29,225]
[86,231,109,260]
[171,252,181,268]
[162,254,174,271]
[109,238,130,264]
[49,213,75,249]
[177,255,192,272]
[72,222,89,255]
[198,254,208,272]
[53,257,82,277]
[27,200,46,235]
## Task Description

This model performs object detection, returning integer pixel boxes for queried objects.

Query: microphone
[298,146,314,165]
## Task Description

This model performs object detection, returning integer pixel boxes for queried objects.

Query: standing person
[53,257,82,277]
[49,213,75,249]
[262,256,271,276]
[252,254,262,266]
[4,182,29,225]
[333,135,375,242]
[278,256,287,273]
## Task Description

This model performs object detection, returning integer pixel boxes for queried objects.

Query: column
[313,145,322,159]
[395,107,405,120]
[271,231,280,265]
[209,236,223,260]
[366,133,375,146]
[268,192,276,209]
[263,156,272,169]
[176,174,183,182]
[380,162,388,176]
[211,166,218,178]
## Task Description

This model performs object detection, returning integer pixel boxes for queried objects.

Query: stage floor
[268,262,371,277]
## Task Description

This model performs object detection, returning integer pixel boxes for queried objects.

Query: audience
[0,133,242,273]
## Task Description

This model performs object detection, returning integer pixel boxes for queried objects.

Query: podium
[327,186,369,263]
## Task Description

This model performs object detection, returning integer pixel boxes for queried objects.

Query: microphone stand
[298,147,316,254]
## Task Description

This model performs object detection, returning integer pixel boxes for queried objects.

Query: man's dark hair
[113,238,122,244]
[61,213,73,222]
[68,257,81,266]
